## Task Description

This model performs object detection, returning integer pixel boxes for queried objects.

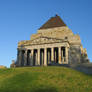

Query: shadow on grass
[0,87,58,92]
[31,87,58,92]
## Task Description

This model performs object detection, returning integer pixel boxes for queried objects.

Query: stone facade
[15,15,89,67]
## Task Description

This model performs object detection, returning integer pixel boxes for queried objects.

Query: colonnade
[17,47,68,66]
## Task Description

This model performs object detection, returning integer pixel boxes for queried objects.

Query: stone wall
[17,26,89,65]
[70,63,92,75]
[68,46,81,64]
[30,27,81,45]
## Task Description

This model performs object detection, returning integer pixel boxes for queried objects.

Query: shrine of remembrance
[15,15,89,67]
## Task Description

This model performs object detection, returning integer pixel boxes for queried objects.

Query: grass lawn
[0,66,92,92]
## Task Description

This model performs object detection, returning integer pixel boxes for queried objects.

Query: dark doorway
[33,49,37,66]
[54,47,58,63]
[27,50,31,66]
[61,47,65,57]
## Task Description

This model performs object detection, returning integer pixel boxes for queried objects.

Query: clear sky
[0,0,92,67]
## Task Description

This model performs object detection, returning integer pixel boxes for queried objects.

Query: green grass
[0,66,92,92]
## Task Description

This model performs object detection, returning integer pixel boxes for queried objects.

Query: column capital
[25,49,27,52]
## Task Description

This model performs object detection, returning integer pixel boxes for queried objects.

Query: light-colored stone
[44,48,47,66]
[51,47,54,62]
[58,47,61,64]
[38,49,40,65]
[15,15,89,67]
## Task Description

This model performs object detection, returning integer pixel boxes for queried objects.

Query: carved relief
[18,37,65,47]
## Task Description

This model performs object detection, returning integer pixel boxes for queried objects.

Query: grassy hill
[0,66,92,92]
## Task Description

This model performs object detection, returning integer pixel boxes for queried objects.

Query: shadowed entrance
[54,47,58,63]
[33,49,37,66]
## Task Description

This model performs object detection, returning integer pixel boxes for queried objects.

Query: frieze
[18,37,67,47]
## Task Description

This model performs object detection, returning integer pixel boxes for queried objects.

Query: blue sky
[0,0,92,67]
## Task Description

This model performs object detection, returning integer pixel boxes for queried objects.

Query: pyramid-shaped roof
[39,15,66,29]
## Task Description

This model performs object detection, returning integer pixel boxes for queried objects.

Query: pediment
[30,37,62,45]
[18,37,67,47]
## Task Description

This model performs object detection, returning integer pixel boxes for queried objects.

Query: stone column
[31,49,34,66]
[29,50,32,66]
[61,49,64,63]
[38,49,40,65]
[17,49,19,65]
[18,50,22,66]
[24,50,27,66]
[58,47,61,64]
[44,48,47,66]
[51,47,54,62]
[65,47,68,64]
[42,51,44,65]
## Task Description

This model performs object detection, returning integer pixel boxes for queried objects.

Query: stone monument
[14,15,89,67]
